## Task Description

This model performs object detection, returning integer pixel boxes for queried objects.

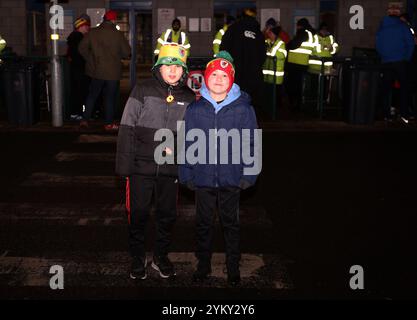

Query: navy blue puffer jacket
[179,83,260,189]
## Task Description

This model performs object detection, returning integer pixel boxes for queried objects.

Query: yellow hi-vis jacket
[154,29,191,57]
[308,34,339,74]
[263,38,287,85]
[0,35,6,53]
[213,25,228,56]
[287,30,315,66]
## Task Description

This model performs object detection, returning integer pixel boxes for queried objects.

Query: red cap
[104,10,117,21]
[204,58,235,93]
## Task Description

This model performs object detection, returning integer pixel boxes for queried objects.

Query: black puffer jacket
[116,69,195,177]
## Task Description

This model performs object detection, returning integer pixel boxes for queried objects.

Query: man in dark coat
[79,10,131,130]
[220,8,266,110]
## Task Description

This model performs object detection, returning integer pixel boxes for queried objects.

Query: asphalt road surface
[0,122,416,300]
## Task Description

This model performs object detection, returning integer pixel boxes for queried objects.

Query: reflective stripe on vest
[262,70,285,76]
[289,48,312,55]
[309,59,333,66]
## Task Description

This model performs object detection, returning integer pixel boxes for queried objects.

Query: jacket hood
[152,65,188,90]
[380,16,402,28]
[200,83,250,113]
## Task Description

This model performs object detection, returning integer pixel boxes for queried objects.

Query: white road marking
[0,252,293,289]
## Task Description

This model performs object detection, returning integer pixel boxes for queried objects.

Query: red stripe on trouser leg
[126,178,131,225]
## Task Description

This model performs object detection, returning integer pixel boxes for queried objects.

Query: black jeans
[69,67,90,116]
[127,175,178,258]
[285,63,308,111]
[381,61,409,118]
[83,78,119,124]
[195,187,241,269]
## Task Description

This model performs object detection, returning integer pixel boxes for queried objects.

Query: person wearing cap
[67,15,91,121]
[263,26,287,113]
[308,22,339,75]
[154,18,191,57]
[179,51,259,286]
[116,44,195,281]
[376,6,415,123]
[212,15,235,56]
[286,18,316,112]
[79,10,131,131]
[220,8,266,111]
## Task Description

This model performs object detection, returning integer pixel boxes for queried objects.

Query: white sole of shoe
[129,272,147,280]
[129,258,148,280]
[151,262,176,278]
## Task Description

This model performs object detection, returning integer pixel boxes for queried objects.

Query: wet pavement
[0,120,416,300]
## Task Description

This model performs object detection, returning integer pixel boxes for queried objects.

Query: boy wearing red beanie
[180,51,260,286]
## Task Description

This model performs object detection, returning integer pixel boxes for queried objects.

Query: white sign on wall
[200,18,211,32]
[158,8,175,34]
[261,8,280,29]
[189,18,199,32]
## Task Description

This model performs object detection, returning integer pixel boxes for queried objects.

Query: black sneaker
[151,255,176,278]
[130,256,147,280]
[193,262,211,282]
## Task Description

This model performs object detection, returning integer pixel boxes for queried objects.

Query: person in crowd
[180,51,260,286]
[79,10,131,131]
[220,8,266,111]
[154,18,191,57]
[376,6,415,123]
[213,15,235,56]
[285,18,315,112]
[116,44,195,280]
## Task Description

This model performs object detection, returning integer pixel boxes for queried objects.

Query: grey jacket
[116,70,195,177]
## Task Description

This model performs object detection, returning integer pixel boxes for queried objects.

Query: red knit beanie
[204,51,235,93]
[104,10,117,21]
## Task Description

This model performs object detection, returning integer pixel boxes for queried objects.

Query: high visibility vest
[287,30,315,66]
[263,38,287,85]
[213,25,228,55]
[308,34,339,74]
[154,29,191,56]
[0,35,6,53]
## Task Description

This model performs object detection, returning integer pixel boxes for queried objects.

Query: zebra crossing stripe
[0,252,293,289]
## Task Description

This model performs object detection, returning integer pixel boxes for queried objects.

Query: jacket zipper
[214,107,218,187]
[156,85,172,178]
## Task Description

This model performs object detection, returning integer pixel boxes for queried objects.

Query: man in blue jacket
[179,51,260,286]
[376,7,415,122]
